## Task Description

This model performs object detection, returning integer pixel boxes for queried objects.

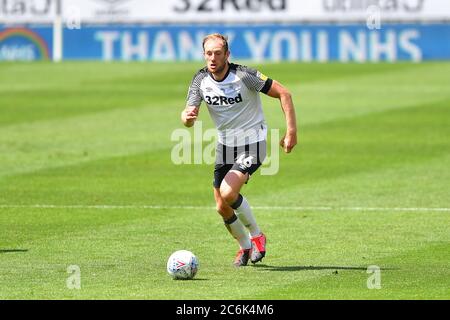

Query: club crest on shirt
[221,84,239,95]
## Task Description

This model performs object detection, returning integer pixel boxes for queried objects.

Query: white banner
[293,0,450,21]
[1,0,450,23]
[0,0,58,23]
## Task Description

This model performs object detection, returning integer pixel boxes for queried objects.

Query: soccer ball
[167,250,199,280]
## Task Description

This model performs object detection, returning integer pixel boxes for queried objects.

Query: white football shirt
[186,63,273,147]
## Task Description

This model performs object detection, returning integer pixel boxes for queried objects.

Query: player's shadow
[0,249,28,254]
[252,264,397,272]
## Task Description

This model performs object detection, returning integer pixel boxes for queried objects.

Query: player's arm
[181,105,199,128]
[183,71,204,127]
[266,80,297,153]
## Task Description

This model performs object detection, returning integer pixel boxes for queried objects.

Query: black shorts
[213,141,267,189]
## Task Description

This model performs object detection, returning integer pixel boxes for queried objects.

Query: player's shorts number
[237,154,254,169]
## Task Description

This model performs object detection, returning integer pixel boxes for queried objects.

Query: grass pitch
[0,62,449,299]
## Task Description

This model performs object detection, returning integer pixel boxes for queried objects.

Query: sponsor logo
[323,0,425,13]
[173,0,287,13]
[205,93,242,106]
[93,0,132,17]
[258,72,268,81]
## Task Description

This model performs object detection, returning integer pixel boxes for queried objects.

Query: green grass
[0,61,449,299]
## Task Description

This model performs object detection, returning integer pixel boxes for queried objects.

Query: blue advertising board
[1,23,449,62]
[0,27,52,60]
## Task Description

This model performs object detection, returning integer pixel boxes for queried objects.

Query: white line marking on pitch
[0,204,449,212]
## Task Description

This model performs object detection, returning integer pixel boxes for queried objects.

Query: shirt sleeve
[238,66,273,94]
[186,71,205,107]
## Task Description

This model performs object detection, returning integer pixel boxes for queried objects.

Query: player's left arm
[266,80,298,153]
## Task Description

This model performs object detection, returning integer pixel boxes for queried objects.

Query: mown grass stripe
[0,204,449,212]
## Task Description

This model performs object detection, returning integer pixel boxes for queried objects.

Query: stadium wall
[1,23,449,62]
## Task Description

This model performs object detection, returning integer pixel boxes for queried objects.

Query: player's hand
[182,106,199,127]
[280,131,297,153]
[185,106,199,121]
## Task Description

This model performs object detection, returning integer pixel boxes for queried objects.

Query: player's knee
[216,202,224,213]
[215,195,231,214]
[216,202,227,215]
[219,187,238,206]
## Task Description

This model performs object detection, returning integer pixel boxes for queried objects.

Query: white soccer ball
[167,250,199,280]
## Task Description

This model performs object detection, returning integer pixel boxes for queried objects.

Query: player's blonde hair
[202,33,229,53]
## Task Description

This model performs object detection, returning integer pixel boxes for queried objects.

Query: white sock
[224,214,252,250]
[234,195,261,238]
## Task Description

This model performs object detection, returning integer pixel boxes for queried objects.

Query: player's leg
[223,141,267,263]
[232,192,266,263]
[222,171,261,237]
[220,169,266,264]
[213,142,266,266]
[219,169,247,207]
[213,186,252,267]
[217,170,254,266]
[213,149,252,267]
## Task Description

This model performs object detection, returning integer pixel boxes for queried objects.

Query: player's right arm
[181,106,199,127]
[182,69,206,127]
